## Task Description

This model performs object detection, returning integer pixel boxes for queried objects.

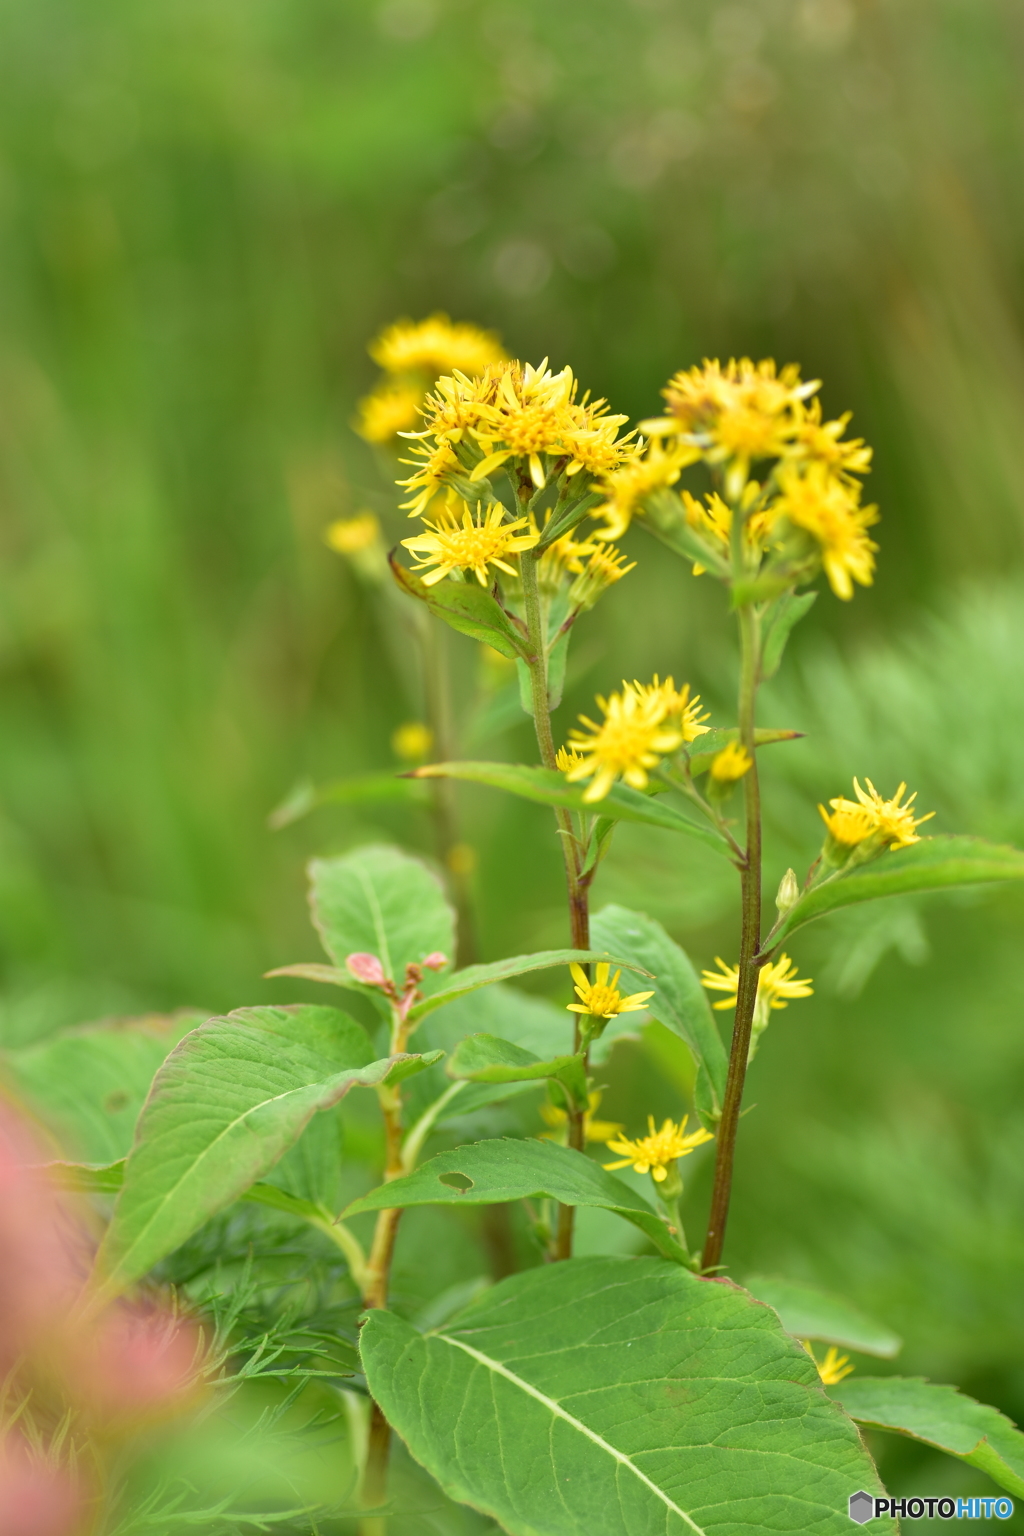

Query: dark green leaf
[390,554,532,661]
[361,1256,895,1535]
[761,590,817,679]
[407,948,653,1026]
[446,1035,588,1107]
[767,836,1024,949]
[744,1275,901,1358]
[410,762,730,855]
[833,1377,1024,1498]
[343,1137,688,1264]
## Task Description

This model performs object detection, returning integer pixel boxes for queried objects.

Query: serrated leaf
[743,1275,901,1358]
[767,836,1024,949]
[361,1256,896,1536]
[390,554,532,661]
[685,726,802,778]
[446,1035,588,1107]
[268,771,426,830]
[93,1005,436,1295]
[410,762,730,855]
[590,906,727,1123]
[833,1377,1024,1498]
[406,948,653,1026]
[343,1137,688,1264]
[306,845,456,1007]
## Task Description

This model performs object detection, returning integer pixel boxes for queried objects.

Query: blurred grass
[2,0,1024,1508]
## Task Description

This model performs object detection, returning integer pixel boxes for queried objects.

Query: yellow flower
[567,542,636,610]
[567,961,654,1019]
[562,680,687,801]
[647,358,818,462]
[680,487,776,573]
[628,677,710,742]
[325,513,381,555]
[804,1343,855,1386]
[398,442,463,518]
[391,721,434,762]
[774,460,879,600]
[604,1115,714,1182]
[702,954,813,1026]
[709,741,753,783]
[555,743,586,772]
[789,398,873,483]
[354,381,424,444]
[591,437,698,540]
[368,313,506,379]
[821,778,933,852]
[401,502,539,586]
[539,1090,623,1144]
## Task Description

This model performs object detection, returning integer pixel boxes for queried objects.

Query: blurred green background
[2,0,1024,1512]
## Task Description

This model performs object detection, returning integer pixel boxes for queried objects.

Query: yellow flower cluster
[592,356,878,602]
[603,1115,714,1182]
[401,502,539,587]
[566,961,654,1020]
[560,676,710,802]
[819,778,933,852]
[355,314,506,446]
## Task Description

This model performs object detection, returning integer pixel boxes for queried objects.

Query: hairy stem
[702,603,762,1273]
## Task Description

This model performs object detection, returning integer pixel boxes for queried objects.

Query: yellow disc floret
[603,1115,714,1182]
[566,961,654,1020]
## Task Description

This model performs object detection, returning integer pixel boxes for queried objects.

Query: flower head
[789,398,872,484]
[647,358,818,467]
[804,1343,855,1386]
[702,954,813,1028]
[325,513,381,555]
[709,741,753,783]
[567,961,654,1020]
[820,778,933,852]
[567,542,636,610]
[539,1089,623,1145]
[774,460,879,600]
[604,1115,714,1182]
[354,381,423,444]
[562,678,698,802]
[401,501,539,586]
[369,313,505,379]
[398,442,464,518]
[591,437,698,540]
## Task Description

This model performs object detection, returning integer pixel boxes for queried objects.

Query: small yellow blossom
[680,488,776,574]
[591,437,699,540]
[567,542,636,610]
[539,1090,623,1145]
[391,721,434,762]
[789,398,873,484]
[325,513,381,555]
[555,743,586,773]
[774,460,879,600]
[627,677,711,742]
[354,381,424,444]
[709,741,753,783]
[804,1343,855,1386]
[401,502,539,587]
[821,778,933,852]
[562,681,687,802]
[567,961,654,1020]
[369,314,506,379]
[604,1115,714,1182]
[399,442,464,518]
[646,358,819,474]
[702,954,813,1025]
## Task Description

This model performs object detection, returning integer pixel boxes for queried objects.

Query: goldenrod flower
[567,961,654,1020]
[774,460,878,600]
[680,488,776,573]
[354,381,424,444]
[702,954,813,1027]
[539,1089,623,1145]
[604,1115,714,1182]
[401,502,539,586]
[369,313,505,379]
[709,741,753,783]
[398,442,463,518]
[555,744,586,773]
[325,513,381,555]
[628,677,710,742]
[804,1342,855,1386]
[562,681,688,802]
[567,542,635,610]
[591,437,698,540]
[789,398,872,484]
[646,358,818,474]
[821,778,933,852]
[391,721,434,762]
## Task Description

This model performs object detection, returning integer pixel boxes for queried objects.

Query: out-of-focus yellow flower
[369,314,506,379]
[604,1115,713,1182]
[555,744,586,772]
[774,460,878,600]
[702,954,813,1025]
[354,381,423,444]
[591,437,698,540]
[401,502,538,586]
[391,721,434,762]
[567,961,654,1020]
[627,677,710,742]
[804,1343,855,1386]
[789,398,873,483]
[398,443,463,518]
[645,358,818,472]
[820,778,933,852]
[567,542,635,610]
[325,513,381,555]
[562,679,691,801]
[539,1089,623,1144]
[680,487,776,574]
[709,741,753,783]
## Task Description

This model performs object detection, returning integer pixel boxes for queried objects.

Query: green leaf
[307,845,456,1004]
[343,1137,688,1264]
[46,1159,126,1195]
[743,1275,902,1358]
[761,590,817,679]
[446,1035,588,1107]
[93,1004,437,1295]
[406,948,653,1026]
[685,726,802,778]
[268,771,426,830]
[360,1256,895,1536]
[390,554,532,661]
[767,836,1024,949]
[590,906,727,1123]
[2,1010,206,1165]
[410,762,730,856]
[833,1377,1024,1498]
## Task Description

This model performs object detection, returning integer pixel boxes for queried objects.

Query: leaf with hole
[360,1255,895,1535]
[743,1275,901,1358]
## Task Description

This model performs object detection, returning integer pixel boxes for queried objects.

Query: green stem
[421,614,477,966]
[702,603,763,1273]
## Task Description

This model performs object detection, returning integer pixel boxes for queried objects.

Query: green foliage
[446,1034,588,1107]
[360,1256,896,1536]
[833,1378,1024,1498]
[308,845,456,990]
[743,1275,902,1358]
[407,949,651,1025]
[390,557,532,662]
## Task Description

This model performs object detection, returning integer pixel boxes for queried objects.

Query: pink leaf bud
[346,953,386,986]
[421,952,449,972]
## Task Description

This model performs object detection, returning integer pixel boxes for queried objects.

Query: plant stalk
[702,603,763,1273]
